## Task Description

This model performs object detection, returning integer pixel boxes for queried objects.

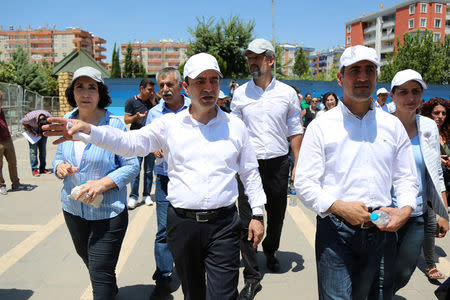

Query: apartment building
[307,46,345,76]
[0,25,107,67]
[279,43,314,77]
[121,39,188,75]
[345,0,449,64]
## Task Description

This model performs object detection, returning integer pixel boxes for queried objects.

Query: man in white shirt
[374,87,390,113]
[231,38,303,299]
[44,53,266,300]
[294,45,419,299]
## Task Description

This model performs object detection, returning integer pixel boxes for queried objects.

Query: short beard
[250,65,267,79]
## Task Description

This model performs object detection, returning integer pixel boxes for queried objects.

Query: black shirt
[124,95,156,130]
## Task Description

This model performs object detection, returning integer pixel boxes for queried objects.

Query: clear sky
[3,0,404,62]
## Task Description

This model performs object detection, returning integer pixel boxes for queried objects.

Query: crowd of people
[0,38,447,300]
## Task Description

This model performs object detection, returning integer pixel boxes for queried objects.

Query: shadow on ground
[242,250,304,275]
[118,271,181,300]
[0,288,33,300]
[7,184,37,193]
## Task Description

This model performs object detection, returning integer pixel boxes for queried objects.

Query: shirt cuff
[251,205,264,216]
[317,194,338,218]
[396,194,417,211]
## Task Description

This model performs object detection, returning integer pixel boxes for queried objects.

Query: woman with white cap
[52,66,139,299]
[387,69,449,293]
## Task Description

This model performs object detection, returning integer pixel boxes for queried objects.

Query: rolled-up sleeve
[53,144,65,180]
[294,123,336,217]
[106,155,139,190]
[286,90,303,137]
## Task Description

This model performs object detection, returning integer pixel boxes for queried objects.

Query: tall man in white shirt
[231,38,303,300]
[43,53,266,300]
[294,45,419,299]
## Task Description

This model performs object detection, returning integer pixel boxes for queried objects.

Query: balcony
[93,45,106,51]
[94,54,106,60]
[381,33,395,41]
[364,37,376,46]
[30,48,53,54]
[364,25,376,34]
[382,20,395,28]
[6,39,26,44]
[380,46,394,54]
[30,39,53,45]
[446,27,450,35]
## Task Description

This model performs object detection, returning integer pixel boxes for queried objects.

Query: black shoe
[238,281,262,300]
[265,252,280,272]
[150,277,173,300]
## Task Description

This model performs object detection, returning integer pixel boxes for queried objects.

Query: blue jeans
[153,174,173,282]
[29,136,47,171]
[316,214,396,300]
[129,155,155,200]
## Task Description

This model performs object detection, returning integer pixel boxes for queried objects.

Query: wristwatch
[252,215,264,221]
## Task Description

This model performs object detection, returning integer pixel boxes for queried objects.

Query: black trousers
[63,209,128,300]
[166,205,241,300]
[237,154,289,283]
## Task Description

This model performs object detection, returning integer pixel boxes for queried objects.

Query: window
[347,25,351,33]
[409,19,414,29]
[420,18,427,27]
[435,18,441,28]
[420,3,427,13]
[435,4,442,13]
[409,4,415,14]
[347,36,351,44]
[63,52,67,57]
[434,33,441,42]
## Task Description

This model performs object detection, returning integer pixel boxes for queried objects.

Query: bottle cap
[370,212,379,221]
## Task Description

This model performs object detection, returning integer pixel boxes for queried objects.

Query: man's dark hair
[305,93,312,98]
[65,81,112,109]
[140,78,155,88]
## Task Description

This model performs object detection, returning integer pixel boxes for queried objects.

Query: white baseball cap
[72,66,104,84]
[339,45,380,71]
[390,69,427,91]
[376,88,389,95]
[218,90,228,99]
[183,53,223,80]
[244,38,275,55]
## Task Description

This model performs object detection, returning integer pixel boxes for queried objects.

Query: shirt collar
[182,105,227,126]
[249,76,276,93]
[162,95,190,113]
[339,99,375,120]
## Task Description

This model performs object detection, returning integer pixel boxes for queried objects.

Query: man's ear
[337,72,344,87]
[182,81,190,96]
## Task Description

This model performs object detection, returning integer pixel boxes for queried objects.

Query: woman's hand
[56,163,79,178]
[75,177,117,204]
[441,155,450,168]
[42,118,91,145]
[436,217,449,238]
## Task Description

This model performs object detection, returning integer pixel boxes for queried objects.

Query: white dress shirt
[78,107,266,215]
[231,77,303,160]
[294,101,419,217]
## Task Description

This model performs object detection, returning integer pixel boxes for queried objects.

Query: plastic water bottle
[289,182,297,195]
[370,210,391,226]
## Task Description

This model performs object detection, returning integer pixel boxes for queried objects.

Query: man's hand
[377,206,412,232]
[327,200,370,225]
[248,219,264,248]
[42,117,91,144]
[56,162,79,178]
[441,155,450,168]
[436,217,449,238]
[137,111,148,119]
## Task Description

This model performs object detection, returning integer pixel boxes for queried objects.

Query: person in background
[374,87,390,112]
[124,78,158,209]
[218,90,231,113]
[386,70,449,294]
[231,38,303,300]
[21,109,52,177]
[228,79,239,98]
[295,45,419,299]
[145,66,191,299]
[316,92,338,118]
[0,90,25,195]
[301,96,319,129]
[53,66,139,299]
[300,92,312,110]
[420,97,450,280]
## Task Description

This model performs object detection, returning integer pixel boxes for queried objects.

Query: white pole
[272,0,276,79]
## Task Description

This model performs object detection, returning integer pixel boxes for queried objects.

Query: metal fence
[0,82,60,137]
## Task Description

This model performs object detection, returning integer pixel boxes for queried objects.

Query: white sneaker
[144,196,154,206]
[0,187,7,195]
[127,198,138,209]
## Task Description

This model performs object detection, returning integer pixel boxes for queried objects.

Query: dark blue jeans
[29,136,47,172]
[153,174,174,283]
[63,209,128,300]
[129,154,155,200]
[316,214,396,300]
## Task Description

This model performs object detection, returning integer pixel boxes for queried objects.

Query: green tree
[110,43,121,78]
[10,47,45,92]
[379,30,447,84]
[123,44,133,78]
[187,15,254,78]
[0,61,17,83]
[292,48,309,79]
[39,60,58,96]
[274,43,290,79]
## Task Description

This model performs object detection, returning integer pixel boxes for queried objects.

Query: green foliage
[275,43,289,79]
[123,44,133,78]
[0,61,17,82]
[133,59,147,78]
[110,43,121,78]
[379,30,448,84]
[187,15,254,78]
[39,60,58,96]
[292,48,309,79]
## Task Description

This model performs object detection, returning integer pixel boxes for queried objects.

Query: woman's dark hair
[322,92,339,111]
[421,97,450,141]
[65,79,112,109]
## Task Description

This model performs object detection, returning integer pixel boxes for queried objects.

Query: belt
[332,206,381,230]
[172,203,235,223]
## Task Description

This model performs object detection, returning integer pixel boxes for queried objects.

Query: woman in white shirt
[316,92,339,119]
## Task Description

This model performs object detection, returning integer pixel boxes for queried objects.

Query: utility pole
[272,0,276,79]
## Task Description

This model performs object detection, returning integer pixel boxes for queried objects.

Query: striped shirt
[53,109,140,220]
[20,110,52,131]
